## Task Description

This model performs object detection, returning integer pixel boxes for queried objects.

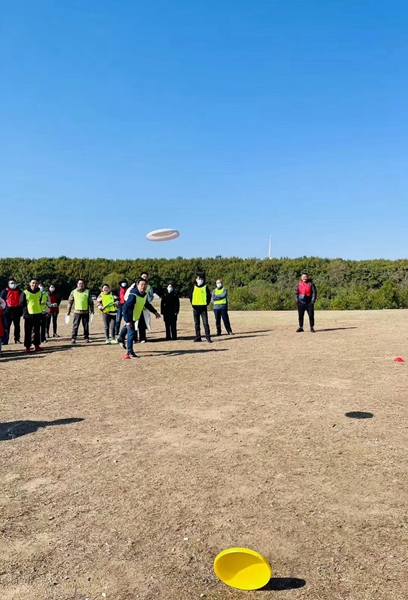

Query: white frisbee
[146,228,180,242]
[65,315,70,325]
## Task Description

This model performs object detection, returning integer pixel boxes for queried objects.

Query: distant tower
[268,234,272,259]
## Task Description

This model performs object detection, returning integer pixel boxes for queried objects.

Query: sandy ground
[1,304,408,600]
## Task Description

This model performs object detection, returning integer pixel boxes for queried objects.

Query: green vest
[73,289,90,311]
[192,285,207,306]
[213,287,227,306]
[100,293,116,313]
[24,290,42,315]
[40,291,49,313]
[130,292,148,321]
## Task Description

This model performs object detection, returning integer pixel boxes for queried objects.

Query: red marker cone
[394,357,405,363]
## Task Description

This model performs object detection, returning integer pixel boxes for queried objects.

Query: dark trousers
[124,322,136,353]
[6,307,21,342]
[165,317,177,340]
[40,314,48,342]
[214,308,232,335]
[103,313,116,340]
[46,313,59,336]
[72,313,90,339]
[193,307,211,340]
[24,315,41,349]
[298,302,315,328]
[138,312,147,342]
[115,304,124,335]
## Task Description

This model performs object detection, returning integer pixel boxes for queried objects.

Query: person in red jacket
[0,278,23,344]
[295,273,317,333]
[46,284,61,338]
[115,279,128,336]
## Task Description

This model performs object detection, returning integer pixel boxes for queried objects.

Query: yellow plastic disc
[214,547,272,590]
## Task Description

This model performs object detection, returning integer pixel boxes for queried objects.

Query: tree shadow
[0,418,84,441]
[345,411,374,419]
[316,327,357,332]
[258,577,306,591]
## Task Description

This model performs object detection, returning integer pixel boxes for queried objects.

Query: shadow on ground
[317,327,357,332]
[258,577,306,591]
[345,411,374,419]
[0,418,84,441]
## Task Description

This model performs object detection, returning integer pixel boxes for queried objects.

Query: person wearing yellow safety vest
[66,279,94,344]
[19,279,43,353]
[124,271,155,343]
[189,273,212,343]
[118,278,161,359]
[97,284,119,344]
[211,279,233,336]
[38,283,50,343]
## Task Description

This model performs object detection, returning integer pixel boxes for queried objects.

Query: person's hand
[126,322,132,327]
[155,312,161,319]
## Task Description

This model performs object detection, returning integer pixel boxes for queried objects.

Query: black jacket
[161,292,180,319]
[295,280,317,304]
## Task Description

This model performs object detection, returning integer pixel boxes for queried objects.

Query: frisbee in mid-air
[214,547,272,590]
[146,228,180,242]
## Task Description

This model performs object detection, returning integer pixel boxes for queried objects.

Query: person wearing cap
[19,278,43,353]
[66,279,94,343]
[46,284,61,338]
[160,283,180,340]
[0,278,23,344]
[118,278,161,359]
[295,272,317,332]
[97,283,119,344]
[211,278,233,336]
[115,279,128,336]
[189,273,212,343]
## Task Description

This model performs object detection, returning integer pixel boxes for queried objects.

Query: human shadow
[316,327,357,332]
[0,418,84,441]
[258,577,306,591]
[0,354,45,363]
[146,348,229,357]
[238,329,273,335]
[345,411,374,419]
[216,333,269,341]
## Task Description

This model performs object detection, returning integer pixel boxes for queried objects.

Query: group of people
[0,271,317,358]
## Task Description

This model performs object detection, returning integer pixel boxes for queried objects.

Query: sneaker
[296,327,304,333]
[227,331,234,335]
[122,352,138,360]
[85,339,90,343]
[310,327,315,333]
[140,340,146,344]
[194,337,202,343]
[25,348,31,354]
[34,346,43,352]
[15,340,22,344]
[71,339,76,344]
[206,338,213,344]
[53,333,60,338]
[117,338,126,349]
[110,339,118,344]
[105,339,111,345]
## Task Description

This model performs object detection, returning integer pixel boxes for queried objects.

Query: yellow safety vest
[130,292,148,322]
[24,290,42,315]
[100,293,116,313]
[40,291,49,313]
[73,289,90,311]
[213,287,227,306]
[192,285,207,306]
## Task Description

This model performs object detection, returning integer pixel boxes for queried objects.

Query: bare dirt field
[1,304,408,600]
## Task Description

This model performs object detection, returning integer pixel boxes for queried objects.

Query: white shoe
[141,340,146,344]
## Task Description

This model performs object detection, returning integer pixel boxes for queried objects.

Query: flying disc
[65,315,70,325]
[214,547,272,590]
[146,228,180,242]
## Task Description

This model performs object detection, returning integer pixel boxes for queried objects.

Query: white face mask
[167,286,173,293]
[9,283,17,290]
[39,286,44,292]
[49,287,55,292]
[121,283,127,288]
[197,279,204,286]
[216,283,223,289]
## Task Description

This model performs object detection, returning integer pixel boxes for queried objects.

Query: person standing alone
[295,272,317,333]
[212,279,233,336]
[0,278,22,344]
[189,273,212,343]
[67,279,94,343]
[161,283,180,340]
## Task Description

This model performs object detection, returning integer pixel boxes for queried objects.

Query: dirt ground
[1,304,408,600]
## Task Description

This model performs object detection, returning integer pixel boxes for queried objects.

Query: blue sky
[1,0,406,260]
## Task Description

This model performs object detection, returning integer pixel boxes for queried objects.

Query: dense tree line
[0,256,408,310]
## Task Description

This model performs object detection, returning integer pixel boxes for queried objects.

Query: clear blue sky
[1,1,406,260]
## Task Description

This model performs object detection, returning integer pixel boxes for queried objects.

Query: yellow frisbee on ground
[214,547,272,590]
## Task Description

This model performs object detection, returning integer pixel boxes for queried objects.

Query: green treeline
[1,256,408,310]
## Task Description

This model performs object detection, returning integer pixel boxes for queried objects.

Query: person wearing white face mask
[160,283,180,340]
[0,278,23,344]
[212,279,233,336]
[46,284,61,338]
[189,273,212,343]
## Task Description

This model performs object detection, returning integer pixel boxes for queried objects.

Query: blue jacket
[211,287,228,310]
[123,288,157,323]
